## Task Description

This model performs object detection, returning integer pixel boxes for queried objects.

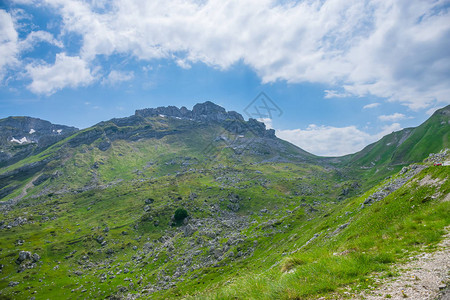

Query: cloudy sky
[1,0,449,156]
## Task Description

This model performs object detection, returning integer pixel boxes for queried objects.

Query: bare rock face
[135,101,244,123]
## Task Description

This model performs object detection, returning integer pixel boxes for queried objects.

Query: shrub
[174,208,188,222]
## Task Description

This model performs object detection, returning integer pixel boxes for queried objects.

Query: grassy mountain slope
[203,160,450,299]
[0,148,448,299]
[0,103,449,299]
[332,105,450,189]
[344,105,449,168]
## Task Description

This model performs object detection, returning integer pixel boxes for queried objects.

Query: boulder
[16,251,32,264]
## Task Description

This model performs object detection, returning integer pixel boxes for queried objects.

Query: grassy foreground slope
[1,150,447,299]
[200,158,450,300]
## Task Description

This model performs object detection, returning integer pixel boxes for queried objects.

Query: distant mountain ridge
[0,117,78,167]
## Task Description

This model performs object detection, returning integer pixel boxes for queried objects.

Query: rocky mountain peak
[135,101,244,123]
[192,101,226,115]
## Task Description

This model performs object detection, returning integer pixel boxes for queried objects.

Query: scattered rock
[184,224,197,237]
[8,281,19,287]
[16,251,32,264]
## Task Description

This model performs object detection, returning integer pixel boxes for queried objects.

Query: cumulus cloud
[0,10,19,82]
[19,30,63,52]
[1,8,64,88]
[102,70,134,86]
[7,0,447,106]
[26,53,95,95]
[4,0,450,106]
[276,122,402,156]
[378,113,407,122]
[363,103,380,109]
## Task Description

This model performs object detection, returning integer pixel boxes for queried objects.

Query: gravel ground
[360,227,450,300]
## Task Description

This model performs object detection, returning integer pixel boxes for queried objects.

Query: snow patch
[29,128,36,134]
[10,137,29,144]
[159,114,166,118]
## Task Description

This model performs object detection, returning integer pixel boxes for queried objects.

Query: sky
[0,0,449,156]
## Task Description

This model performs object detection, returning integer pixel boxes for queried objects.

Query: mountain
[0,117,78,168]
[331,105,450,188]
[0,102,319,202]
[0,102,449,300]
[344,105,450,168]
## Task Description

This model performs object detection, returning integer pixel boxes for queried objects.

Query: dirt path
[360,227,450,300]
[11,174,39,203]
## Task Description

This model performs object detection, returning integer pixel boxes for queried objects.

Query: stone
[16,251,32,264]
[31,253,40,262]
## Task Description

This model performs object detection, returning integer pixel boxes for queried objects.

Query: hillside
[0,102,449,299]
[333,105,450,187]
[343,105,450,168]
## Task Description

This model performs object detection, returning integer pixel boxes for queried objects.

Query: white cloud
[26,53,95,95]
[11,0,446,106]
[363,103,380,109]
[378,113,407,122]
[175,58,191,70]
[19,30,63,52]
[276,122,402,156]
[0,10,19,82]
[102,70,134,86]
[324,90,352,99]
[1,0,448,107]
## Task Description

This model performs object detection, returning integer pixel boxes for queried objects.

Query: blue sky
[0,0,449,156]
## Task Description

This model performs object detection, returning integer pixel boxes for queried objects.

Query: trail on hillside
[360,226,450,300]
[11,175,39,204]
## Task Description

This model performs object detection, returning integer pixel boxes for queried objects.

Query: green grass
[190,164,450,299]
